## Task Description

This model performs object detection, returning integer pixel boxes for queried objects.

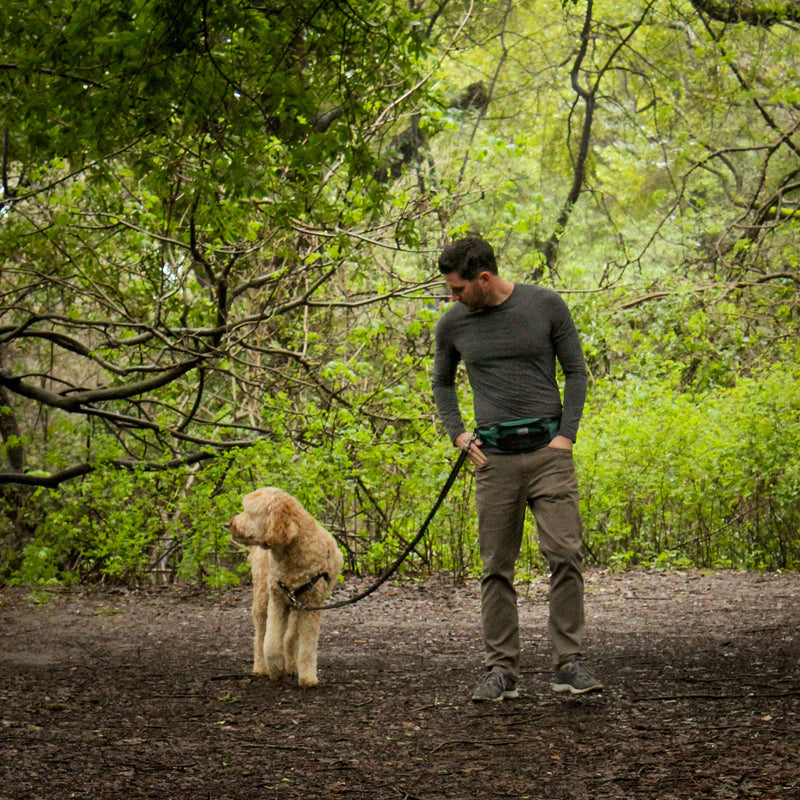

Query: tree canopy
[1,0,446,484]
[1,0,798,583]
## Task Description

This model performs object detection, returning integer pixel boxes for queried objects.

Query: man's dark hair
[438,236,497,280]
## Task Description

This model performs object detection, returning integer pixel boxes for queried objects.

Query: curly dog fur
[230,487,344,687]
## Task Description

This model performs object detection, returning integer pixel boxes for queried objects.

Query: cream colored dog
[230,487,344,687]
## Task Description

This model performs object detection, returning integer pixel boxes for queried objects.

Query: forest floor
[1,569,799,800]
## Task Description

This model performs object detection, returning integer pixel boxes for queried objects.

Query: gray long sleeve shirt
[431,283,588,444]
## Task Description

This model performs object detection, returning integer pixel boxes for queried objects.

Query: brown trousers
[474,446,585,677]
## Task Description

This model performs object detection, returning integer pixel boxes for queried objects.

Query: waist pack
[476,417,560,453]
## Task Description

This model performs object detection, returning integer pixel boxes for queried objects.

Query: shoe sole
[472,688,520,702]
[551,682,603,695]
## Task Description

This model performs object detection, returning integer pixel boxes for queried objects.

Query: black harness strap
[278,572,330,607]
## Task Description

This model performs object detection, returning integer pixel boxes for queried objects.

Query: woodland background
[1,0,799,588]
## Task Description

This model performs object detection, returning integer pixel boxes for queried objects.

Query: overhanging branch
[618,272,800,309]
[690,0,800,26]
[0,441,259,488]
[0,359,201,411]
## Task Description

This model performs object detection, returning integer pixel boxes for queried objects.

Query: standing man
[431,236,603,701]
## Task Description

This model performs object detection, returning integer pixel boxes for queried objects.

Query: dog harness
[278,572,330,608]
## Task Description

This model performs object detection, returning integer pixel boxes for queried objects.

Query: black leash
[284,442,473,611]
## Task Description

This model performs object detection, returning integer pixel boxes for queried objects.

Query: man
[431,236,603,701]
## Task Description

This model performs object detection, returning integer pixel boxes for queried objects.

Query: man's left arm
[551,296,588,448]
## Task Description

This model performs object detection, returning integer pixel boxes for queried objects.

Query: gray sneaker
[551,661,604,695]
[471,669,519,702]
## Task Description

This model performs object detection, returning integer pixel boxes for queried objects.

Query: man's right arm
[431,319,466,444]
[432,341,488,465]
[432,317,488,466]
[431,342,466,442]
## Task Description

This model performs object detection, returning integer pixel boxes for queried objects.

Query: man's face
[443,271,489,311]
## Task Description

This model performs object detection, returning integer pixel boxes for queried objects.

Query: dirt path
[2,570,799,799]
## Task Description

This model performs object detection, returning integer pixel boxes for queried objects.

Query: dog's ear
[259,490,301,549]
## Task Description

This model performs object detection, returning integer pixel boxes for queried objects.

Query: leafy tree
[3,0,799,585]
[428,0,799,381]
[0,0,445,486]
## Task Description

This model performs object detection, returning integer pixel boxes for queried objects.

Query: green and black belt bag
[476,417,560,453]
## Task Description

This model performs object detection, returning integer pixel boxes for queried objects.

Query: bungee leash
[283,438,475,611]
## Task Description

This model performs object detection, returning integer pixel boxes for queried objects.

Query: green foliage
[8,354,800,585]
[5,339,484,586]
[0,0,440,485]
[578,363,800,570]
[3,0,800,587]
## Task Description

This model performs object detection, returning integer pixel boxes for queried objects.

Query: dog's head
[229,487,301,550]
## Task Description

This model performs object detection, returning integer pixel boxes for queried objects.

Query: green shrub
[7,360,799,587]
[578,363,800,569]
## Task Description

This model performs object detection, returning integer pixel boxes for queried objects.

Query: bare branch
[0,359,200,410]
[618,272,800,309]
[689,0,800,27]
[0,443,257,488]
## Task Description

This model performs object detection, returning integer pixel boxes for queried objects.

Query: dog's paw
[265,657,285,680]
